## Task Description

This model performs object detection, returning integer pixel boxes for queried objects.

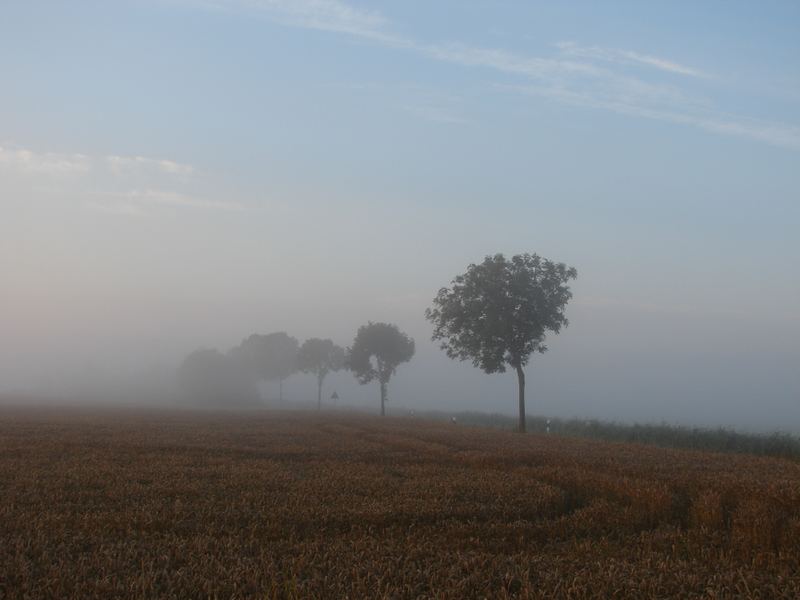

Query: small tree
[348,322,415,416]
[297,338,346,410]
[425,253,577,432]
[230,332,299,402]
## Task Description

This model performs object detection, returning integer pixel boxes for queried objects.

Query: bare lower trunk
[279,379,283,403]
[317,375,323,410]
[380,381,387,416]
[516,365,526,433]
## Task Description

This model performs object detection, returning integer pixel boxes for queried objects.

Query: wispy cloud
[0,146,91,175]
[509,84,800,150]
[419,42,603,80]
[152,2,800,150]
[268,0,385,36]
[106,155,194,176]
[556,41,706,78]
[197,0,387,37]
[1,143,241,214]
[0,144,195,178]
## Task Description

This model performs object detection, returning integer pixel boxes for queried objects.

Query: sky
[1,0,799,431]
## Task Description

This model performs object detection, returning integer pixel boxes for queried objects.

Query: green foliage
[426,253,577,373]
[230,332,299,383]
[541,418,800,459]
[426,253,577,432]
[348,322,415,415]
[297,338,346,382]
[348,322,415,386]
[297,338,346,409]
[411,409,800,460]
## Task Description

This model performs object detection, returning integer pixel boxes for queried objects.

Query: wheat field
[1,409,798,599]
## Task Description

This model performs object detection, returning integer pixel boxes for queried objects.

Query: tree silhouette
[297,338,346,410]
[229,332,299,402]
[425,253,577,432]
[348,322,415,416]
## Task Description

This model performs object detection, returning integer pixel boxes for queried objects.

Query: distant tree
[229,332,299,402]
[178,348,258,406]
[297,338,346,410]
[348,322,415,416]
[425,253,577,433]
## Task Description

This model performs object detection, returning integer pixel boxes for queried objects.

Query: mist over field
[3,4,800,598]
[2,1,799,434]
[2,300,798,433]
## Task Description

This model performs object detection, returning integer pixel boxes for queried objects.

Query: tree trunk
[317,374,323,411]
[279,379,283,403]
[380,380,387,416]
[516,365,526,433]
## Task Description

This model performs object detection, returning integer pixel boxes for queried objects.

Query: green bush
[402,409,800,460]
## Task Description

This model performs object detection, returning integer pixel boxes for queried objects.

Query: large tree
[229,332,299,402]
[348,322,415,416]
[297,338,346,410]
[425,253,577,432]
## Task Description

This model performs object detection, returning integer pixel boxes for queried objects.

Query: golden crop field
[1,409,798,599]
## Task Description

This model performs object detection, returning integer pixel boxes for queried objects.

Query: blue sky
[1,1,798,429]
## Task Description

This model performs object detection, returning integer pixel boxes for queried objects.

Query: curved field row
[1,410,798,598]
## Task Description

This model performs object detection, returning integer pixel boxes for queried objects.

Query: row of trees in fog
[179,323,415,416]
[180,253,577,432]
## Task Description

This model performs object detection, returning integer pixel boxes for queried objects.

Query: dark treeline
[179,252,577,432]
[179,322,415,412]
[408,410,800,460]
[176,252,795,454]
